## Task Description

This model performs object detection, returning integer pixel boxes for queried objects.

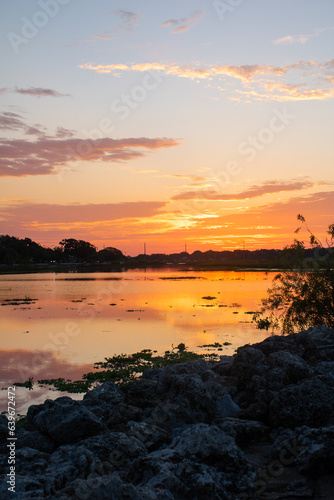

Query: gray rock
[77,472,142,500]
[127,421,170,451]
[31,397,104,445]
[81,430,147,469]
[273,425,334,474]
[82,382,125,420]
[219,417,270,446]
[211,355,234,376]
[267,350,313,383]
[16,428,55,453]
[215,393,241,419]
[269,376,334,428]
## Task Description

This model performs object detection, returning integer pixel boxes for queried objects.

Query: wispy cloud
[14,87,71,98]
[114,10,142,32]
[91,34,116,40]
[161,11,204,34]
[172,179,326,201]
[79,59,334,102]
[273,26,334,45]
[0,117,180,177]
[0,112,46,137]
[0,200,166,225]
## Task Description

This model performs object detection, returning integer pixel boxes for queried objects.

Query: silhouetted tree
[59,238,97,262]
[254,215,334,334]
[97,247,125,262]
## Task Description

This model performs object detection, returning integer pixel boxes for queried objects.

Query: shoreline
[1,326,334,498]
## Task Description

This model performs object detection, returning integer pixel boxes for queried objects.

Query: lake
[0,269,275,413]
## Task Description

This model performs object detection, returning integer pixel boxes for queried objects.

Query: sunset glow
[1,1,333,254]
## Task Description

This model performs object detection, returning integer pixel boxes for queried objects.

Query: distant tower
[144,242,146,256]
[185,242,187,253]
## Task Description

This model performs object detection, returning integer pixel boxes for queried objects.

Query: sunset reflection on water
[0,270,274,412]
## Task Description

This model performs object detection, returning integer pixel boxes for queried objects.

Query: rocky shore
[1,326,334,499]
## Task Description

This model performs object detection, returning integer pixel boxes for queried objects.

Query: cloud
[14,87,71,98]
[0,200,166,225]
[273,27,334,45]
[114,10,142,32]
[161,11,204,34]
[0,112,47,137]
[92,34,116,40]
[55,127,76,138]
[0,112,27,131]
[79,58,334,102]
[170,174,206,183]
[0,122,180,177]
[172,179,325,201]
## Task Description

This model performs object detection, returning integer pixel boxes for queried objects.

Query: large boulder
[27,396,104,445]
[127,423,256,499]
[269,376,334,428]
[273,425,334,474]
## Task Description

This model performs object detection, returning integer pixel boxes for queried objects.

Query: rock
[269,376,334,428]
[219,418,270,446]
[273,425,334,474]
[127,421,170,451]
[44,444,97,493]
[72,473,142,500]
[215,393,241,420]
[267,350,313,384]
[106,402,142,430]
[82,382,125,420]
[211,355,234,376]
[4,327,334,499]
[128,424,256,499]
[156,372,216,424]
[125,379,160,410]
[16,428,55,453]
[230,346,268,387]
[28,396,104,445]
[82,431,147,469]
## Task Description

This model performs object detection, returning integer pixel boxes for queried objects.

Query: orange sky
[0,1,333,254]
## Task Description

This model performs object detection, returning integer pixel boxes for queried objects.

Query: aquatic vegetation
[29,344,218,393]
[1,297,38,306]
[38,378,92,393]
[14,377,34,390]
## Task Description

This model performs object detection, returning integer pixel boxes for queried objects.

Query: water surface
[0,269,274,412]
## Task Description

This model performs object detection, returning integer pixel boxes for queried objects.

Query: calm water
[0,269,274,412]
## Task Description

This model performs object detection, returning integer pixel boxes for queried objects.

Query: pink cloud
[172,179,323,201]
[14,87,71,98]
[0,200,166,225]
[0,131,180,177]
[161,11,204,34]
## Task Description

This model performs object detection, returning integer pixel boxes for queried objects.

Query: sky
[0,0,333,255]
